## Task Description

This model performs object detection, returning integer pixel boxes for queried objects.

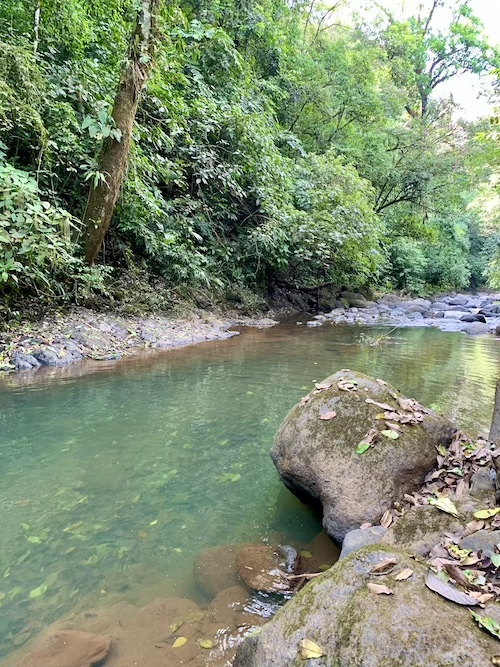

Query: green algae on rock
[271,370,455,543]
[234,546,500,667]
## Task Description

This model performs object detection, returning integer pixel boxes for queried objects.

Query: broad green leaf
[473,508,500,519]
[173,637,188,648]
[356,442,370,455]
[298,638,325,659]
[491,553,500,568]
[29,584,48,599]
[470,610,500,640]
[428,496,458,517]
[381,430,399,440]
[198,639,214,649]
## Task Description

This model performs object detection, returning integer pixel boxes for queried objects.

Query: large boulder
[271,371,454,543]
[234,546,499,667]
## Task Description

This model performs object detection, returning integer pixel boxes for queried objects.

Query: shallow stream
[1,322,499,660]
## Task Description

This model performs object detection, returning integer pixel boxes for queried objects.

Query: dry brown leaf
[315,382,332,391]
[338,380,357,391]
[370,558,398,575]
[380,510,393,528]
[360,522,373,529]
[298,639,325,659]
[385,421,402,432]
[462,520,485,538]
[367,583,393,595]
[492,656,500,666]
[425,571,478,605]
[365,398,393,411]
[394,568,413,581]
[320,411,337,421]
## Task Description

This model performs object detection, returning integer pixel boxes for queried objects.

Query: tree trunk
[83,0,161,265]
[489,379,500,444]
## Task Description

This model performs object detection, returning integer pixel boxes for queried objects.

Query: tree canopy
[1,0,500,308]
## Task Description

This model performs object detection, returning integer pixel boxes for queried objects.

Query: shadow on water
[0,322,499,660]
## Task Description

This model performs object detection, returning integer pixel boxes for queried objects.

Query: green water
[0,323,499,658]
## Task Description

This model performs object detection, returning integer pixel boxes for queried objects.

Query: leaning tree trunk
[84,0,161,265]
[489,379,500,444]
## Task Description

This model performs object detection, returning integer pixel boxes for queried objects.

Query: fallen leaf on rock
[315,382,332,391]
[428,496,459,517]
[173,637,188,648]
[381,429,400,440]
[394,568,413,581]
[380,510,393,528]
[320,411,336,421]
[470,610,500,640]
[367,583,393,595]
[474,508,500,520]
[198,639,215,649]
[385,421,402,432]
[492,656,500,666]
[298,638,325,659]
[370,558,397,575]
[356,442,370,455]
[360,522,373,529]
[366,398,393,411]
[338,380,357,391]
[470,592,495,604]
[425,571,478,606]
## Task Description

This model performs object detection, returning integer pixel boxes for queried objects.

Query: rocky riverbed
[307,291,500,335]
[0,308,277,373]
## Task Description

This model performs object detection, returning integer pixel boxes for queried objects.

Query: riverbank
[0,308,277,373]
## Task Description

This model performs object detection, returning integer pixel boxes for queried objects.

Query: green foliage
[0,0,499,305]
[0,153,105,296]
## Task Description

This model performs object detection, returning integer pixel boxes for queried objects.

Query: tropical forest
[4,2,500,667]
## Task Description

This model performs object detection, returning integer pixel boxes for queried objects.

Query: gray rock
[405,304,427,314]
[340,291,369,308]
[460,529,500,558]
[460,314,487,323]
[433,311,445,318]
[408,311,424,320]
[12,353,41,371]
[32,346,79,366]
[443,310,468,319]
[464,322,491,335]
[479,309,496,318]
[340,526,387,559]
[470,468,497,503]
[378,294,401,305]
[448,296,470,306]
[271,371,454,543]
[234,546,499,667]
[431,301,448,310]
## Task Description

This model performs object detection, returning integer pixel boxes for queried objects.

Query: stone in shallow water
[236,546,291,593]
[17,630,111,667]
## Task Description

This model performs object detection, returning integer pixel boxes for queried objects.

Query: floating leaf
[473,508,500,520]
[173,637,188,648]
[428,496,458,517]
[367,583,393,595]
[298,638,325,659]
[394,568,413,581]
[425,571,477,606]
[380,510,393,528]
[470,610,500,640]
[150,519,158,526]
[300,551,313,559]
[198,639,214,649]
[381,430,399,440]
[27,536,42,544]
[320,411,336,421]
[356,442,370,455]
[318,564,331,571]
[370,558,397,575]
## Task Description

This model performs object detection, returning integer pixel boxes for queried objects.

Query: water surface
[0,323,499,658]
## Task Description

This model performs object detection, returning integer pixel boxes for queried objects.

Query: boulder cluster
[236,370,500,667]
[308,291,500,336]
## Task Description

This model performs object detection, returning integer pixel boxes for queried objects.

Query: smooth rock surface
[17,630,111,667]
[271,370,454,543]
[234,547,499,667]
[339,526,387,559]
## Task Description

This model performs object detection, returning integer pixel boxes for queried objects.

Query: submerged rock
[236,545,297,593]
[234,546,499,667]
[17,630,111,667]
[271,370,454,543]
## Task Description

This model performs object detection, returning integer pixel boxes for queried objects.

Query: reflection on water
[0,323,499,659]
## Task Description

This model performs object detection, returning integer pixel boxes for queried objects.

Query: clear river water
[0,322,499,660]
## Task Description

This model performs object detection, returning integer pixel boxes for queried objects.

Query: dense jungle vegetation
[1,0,500,312]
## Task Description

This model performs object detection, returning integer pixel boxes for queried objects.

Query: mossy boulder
[234,546,500,667]
[271,370,454,543]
